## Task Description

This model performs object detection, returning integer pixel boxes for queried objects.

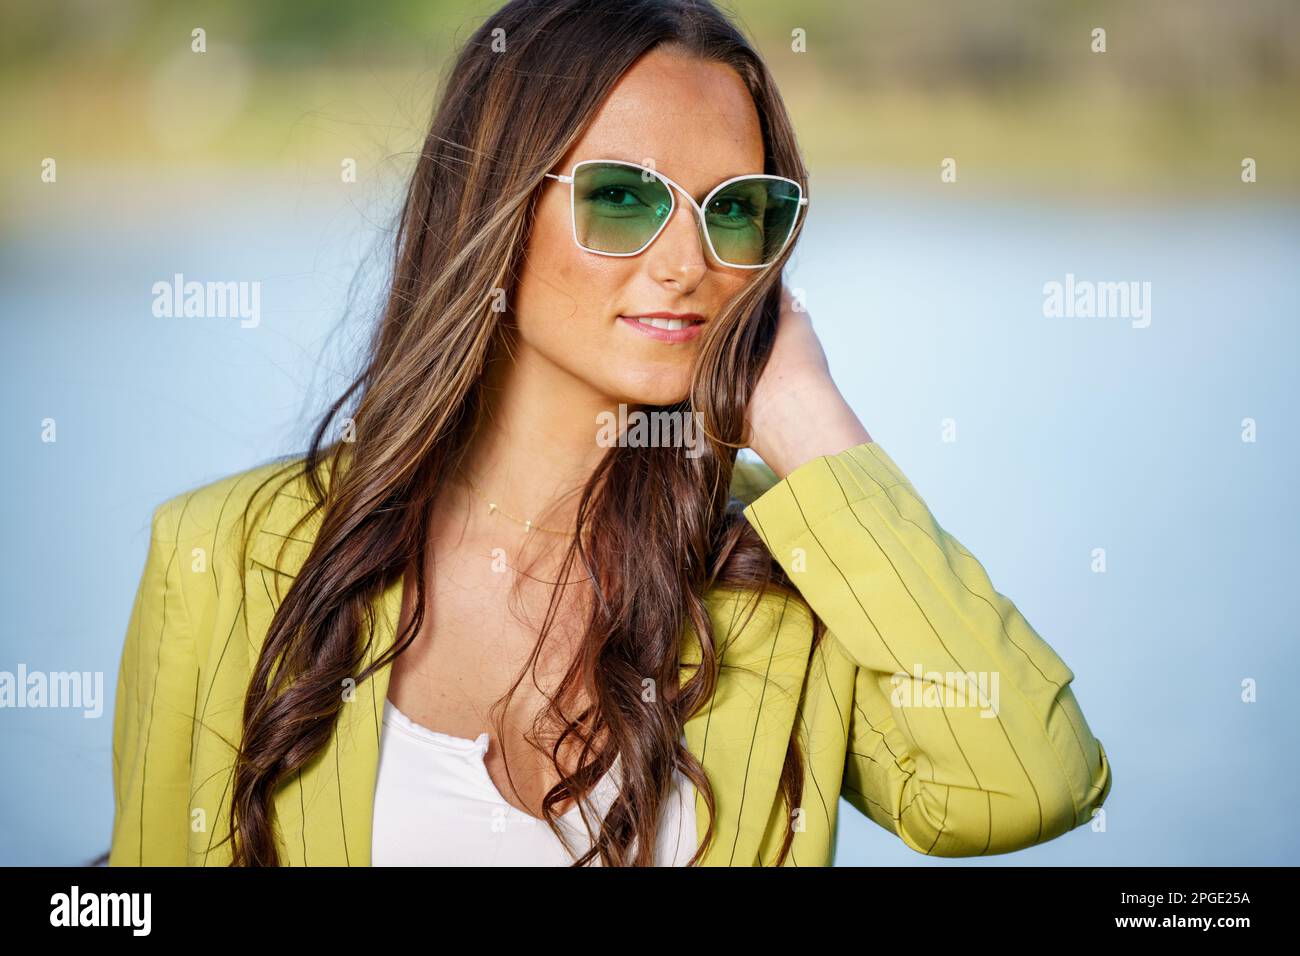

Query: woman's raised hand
[743,283,872,479]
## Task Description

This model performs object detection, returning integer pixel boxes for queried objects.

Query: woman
[108,0,1112,867]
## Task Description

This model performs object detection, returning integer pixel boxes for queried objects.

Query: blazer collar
[246,462,809,866]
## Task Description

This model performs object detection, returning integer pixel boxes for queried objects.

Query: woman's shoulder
[147,453,324,583]
[144,450,783,609]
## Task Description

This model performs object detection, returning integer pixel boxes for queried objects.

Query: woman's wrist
[747,380,872,479]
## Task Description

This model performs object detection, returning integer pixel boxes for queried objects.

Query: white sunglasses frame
[543,159,809,270]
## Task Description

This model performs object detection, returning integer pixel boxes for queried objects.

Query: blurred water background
[1,0,1297,866]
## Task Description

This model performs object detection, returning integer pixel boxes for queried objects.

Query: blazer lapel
[246,477,810,867]
[246,487,399,867]
[682,590,813,865]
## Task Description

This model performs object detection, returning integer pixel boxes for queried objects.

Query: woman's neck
[456,346,619,535]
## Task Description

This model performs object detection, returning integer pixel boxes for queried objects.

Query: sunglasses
[543,160,808,269]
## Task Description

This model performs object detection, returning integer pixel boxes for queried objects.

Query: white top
[372,697,699,866]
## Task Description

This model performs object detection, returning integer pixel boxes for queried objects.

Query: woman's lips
[618,315,705,343]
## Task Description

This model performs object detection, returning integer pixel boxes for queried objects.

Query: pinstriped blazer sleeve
[109,496,198,866]
[742,440,1112,857]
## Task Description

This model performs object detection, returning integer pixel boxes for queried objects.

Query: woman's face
[511,47,767,408]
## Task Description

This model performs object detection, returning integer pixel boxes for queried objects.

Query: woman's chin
[607,379,692,410]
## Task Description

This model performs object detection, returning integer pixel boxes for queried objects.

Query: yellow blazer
[109,439,1112,866]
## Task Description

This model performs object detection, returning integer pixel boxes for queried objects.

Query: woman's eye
[591,186,640,206]
[708,197,757,219]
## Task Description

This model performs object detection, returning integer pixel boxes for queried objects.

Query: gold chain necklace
[457,466,574,536]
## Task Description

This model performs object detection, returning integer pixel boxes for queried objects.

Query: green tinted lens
[704,178,801,266]
[572,163,673,254]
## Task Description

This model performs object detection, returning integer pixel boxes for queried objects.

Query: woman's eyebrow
[681,170,761,204]
[592,156,758,202]
[659,169,721,204]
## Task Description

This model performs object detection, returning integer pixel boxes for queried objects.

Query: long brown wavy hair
[221,0,825,867]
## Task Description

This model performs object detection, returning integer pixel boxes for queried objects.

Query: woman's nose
[649,189,710,278]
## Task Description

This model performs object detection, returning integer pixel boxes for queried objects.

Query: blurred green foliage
[2,0,1297,194]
